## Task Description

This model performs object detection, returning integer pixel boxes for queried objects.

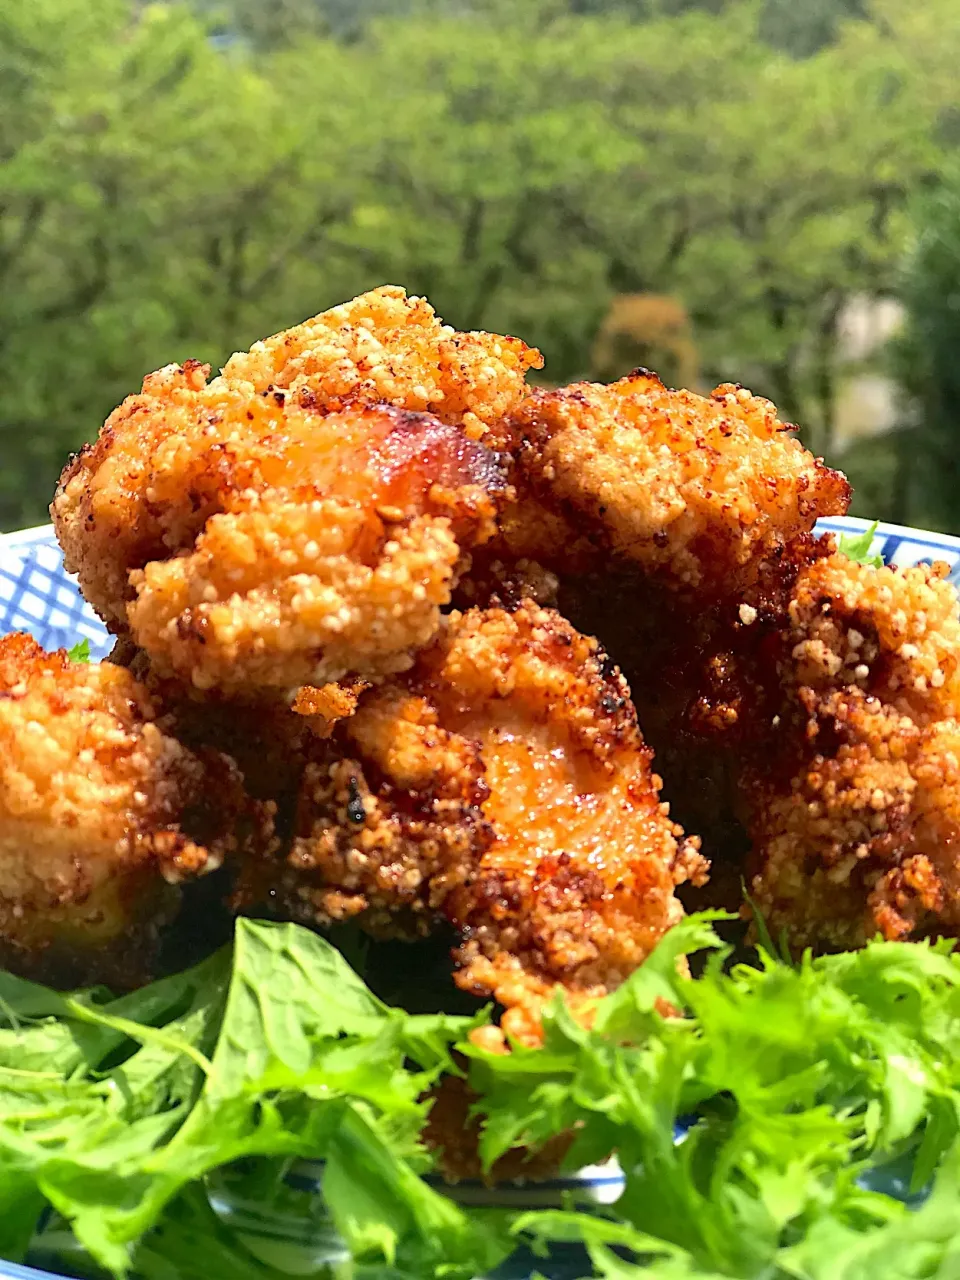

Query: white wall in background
[833,294,905,446]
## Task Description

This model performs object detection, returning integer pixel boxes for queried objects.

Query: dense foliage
[1,0,958,530]
[887,168,960,534]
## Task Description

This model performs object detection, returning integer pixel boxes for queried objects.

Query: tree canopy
[1,0,958,529]
[883,167,960,534]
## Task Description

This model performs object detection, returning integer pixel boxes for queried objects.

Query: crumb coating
[58,394,502,692]
[0,635,252,985]
[744,554,960,950]
[221,284,542,435]
[495,374,850,598]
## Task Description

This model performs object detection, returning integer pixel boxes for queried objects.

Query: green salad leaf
[468,920,960,1279]
[837,521,884,568]
[66,638,91,663]
[32,1186,298,1280]
[0,920,506,1278]
[3,914,960,1279]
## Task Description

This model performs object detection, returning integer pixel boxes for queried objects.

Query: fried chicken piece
[742,553,960,951]
[0,634,257,987]
[52,287,541,693]
[457,368,847,861]
[432,606,706,1044]
[237,602,707,1046]
[491,373,850,600]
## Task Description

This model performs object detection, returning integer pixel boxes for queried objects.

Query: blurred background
[3,0,960,533]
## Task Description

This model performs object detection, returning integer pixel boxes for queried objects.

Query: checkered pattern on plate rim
[0,526,111,658]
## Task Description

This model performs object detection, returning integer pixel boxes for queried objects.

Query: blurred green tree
[0,0,238,526]
[3,0,960,530]
[192,0,425,45]
[885,169,960,534]
[758,0,868,57]
[190,0,877,49]
[0,0,374,527]
[331,2,950,455]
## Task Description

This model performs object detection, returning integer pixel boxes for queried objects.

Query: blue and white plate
[0,525,113,659]
[1,515,955,1280]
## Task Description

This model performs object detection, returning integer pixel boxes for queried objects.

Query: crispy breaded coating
[221,285,542,436]
[238,602,707,1045]
[0,635,254,986]
[776,553,960,717]
[743,553,960,950]
[232,679,490,937]
[52,287,540,693]
[57,393,504,692]
[494,374,850,598]
[291,679,368,738]
[432,605,706,1044]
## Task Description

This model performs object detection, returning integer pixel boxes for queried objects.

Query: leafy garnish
[3,921,505,1278]
[5,915,960,1279]
[742,880,792,964]
[66,638,91,663]
[838,521,884,568]
[466,919,960,1279]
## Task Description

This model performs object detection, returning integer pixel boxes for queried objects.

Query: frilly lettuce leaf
[838,521,884,568]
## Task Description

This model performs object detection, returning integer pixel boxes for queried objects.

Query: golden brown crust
[52,287,540,693]
[231,683,493,938]
[494,374,850,599]
[742,555,960,950]
[221,285,542,432]
[55,283,960,1008]
[776,554,960,722]
[291,679,368,738]
[238,602,706,1044]
[57,395,504,692]
[0,635,257,986]
[426,603,706,1045]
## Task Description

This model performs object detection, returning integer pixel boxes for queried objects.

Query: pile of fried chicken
[3,287,958,1080]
